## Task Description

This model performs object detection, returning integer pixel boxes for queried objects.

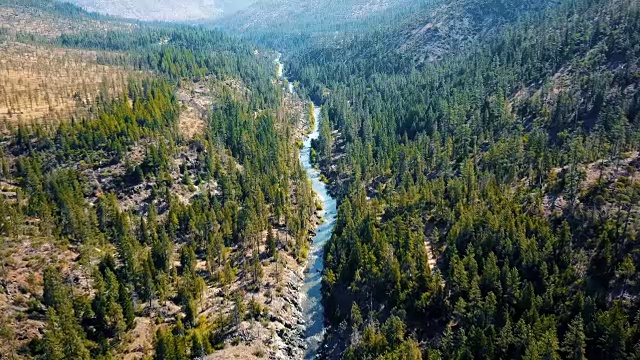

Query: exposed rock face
[265,266,307,359]
[201,257,310,360]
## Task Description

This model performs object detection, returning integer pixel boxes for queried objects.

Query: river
[276,56,337,359]
[299,105,337,359]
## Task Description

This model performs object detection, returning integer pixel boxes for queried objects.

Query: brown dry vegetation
[542,151,640,220]
[177,81,212,140]
[177,77,254,140]
[0,234,91,355]
[0,42,143,126]
[0,5,316,357]
[583,151,640,189]
[0,5,135,38]
[121,317,156,360]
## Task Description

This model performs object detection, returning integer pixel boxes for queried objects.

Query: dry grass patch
[0,235,89,355]
[177,81,211,140]
[0,5,136,38]
[177,77,253,140]
[121,317,156,360]
[0,42,143,125]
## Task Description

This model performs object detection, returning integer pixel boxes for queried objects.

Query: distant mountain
[217,0,559,63]
[60,0,431,32]
[391,0,560,62]
[218,0,424,32]
[65,0,256,22]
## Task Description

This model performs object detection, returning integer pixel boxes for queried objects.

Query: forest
[1,0,640,358]
[279,0,640,358]
[0,1,316,359]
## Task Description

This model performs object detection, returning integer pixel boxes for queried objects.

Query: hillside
[65,0,256,21]
[0,2,320,360]
[218,0,423,32]
[0,1,136,37]
[218,0,563,65]
[280,0,640,358]
[65,0,423,24]
[0,0,640,359]
[394,0,561,62]
[0,1,140,125]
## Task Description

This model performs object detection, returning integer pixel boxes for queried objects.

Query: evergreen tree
[562,316,587,360]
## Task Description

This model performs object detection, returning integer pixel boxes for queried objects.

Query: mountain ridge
[64,0,256,21]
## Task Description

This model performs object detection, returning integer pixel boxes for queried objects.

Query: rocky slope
[217,0,422,33]
[65,0,256,21]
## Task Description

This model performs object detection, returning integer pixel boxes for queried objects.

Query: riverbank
[299,105,338,359]
[202,57,321,360]
[275,56,339,359]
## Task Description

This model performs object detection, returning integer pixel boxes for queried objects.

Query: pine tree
[118,283,136,330]
[251,248,263,285]
[43,309,65,360]
[59,308,91,360]
[266,228,277,258]
[154,329,175,360]
[233,293,246,325]
[184,297,197,328]
[0,314,16,360]
[139,253,156,306]
[43,266,65,308]
[562,316,586,360]
[180,245,196,277]
[190,333,205,359]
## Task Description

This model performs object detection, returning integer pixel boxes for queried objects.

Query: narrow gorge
[278,57,338,359]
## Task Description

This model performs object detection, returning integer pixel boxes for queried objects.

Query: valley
[0,0,639,359]
[297,83,337,360]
